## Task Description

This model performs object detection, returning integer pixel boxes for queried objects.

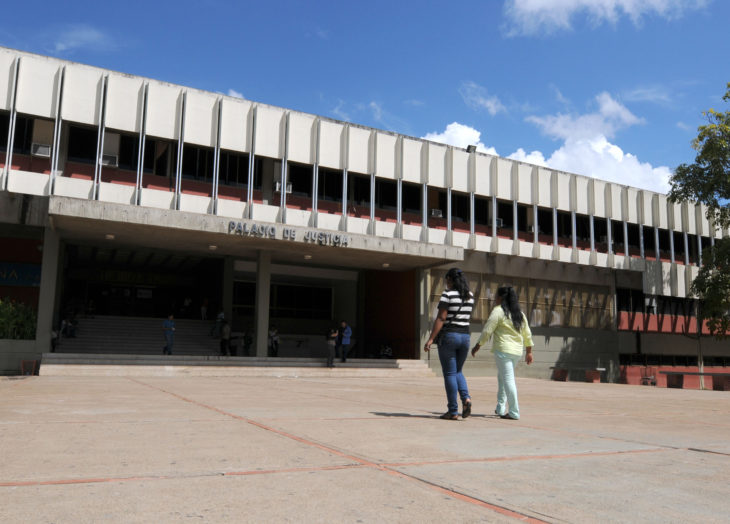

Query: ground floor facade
[2,192,728,383]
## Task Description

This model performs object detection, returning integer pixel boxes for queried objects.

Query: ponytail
[497,285,523,330]
[445,268,470,301]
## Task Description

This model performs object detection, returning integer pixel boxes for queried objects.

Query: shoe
[462,399,472,419]
[439,412,459,420]
[499,414,518,420]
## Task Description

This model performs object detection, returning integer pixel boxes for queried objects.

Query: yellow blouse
[477,306,534,356]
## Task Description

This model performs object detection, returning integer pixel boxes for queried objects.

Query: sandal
[462,399,472,419]
[439,412,458,420]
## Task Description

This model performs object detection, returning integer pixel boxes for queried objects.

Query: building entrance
[60,243,223,321]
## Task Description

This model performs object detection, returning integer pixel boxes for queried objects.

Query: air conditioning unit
[101,154,118,167]
[429,208,443,218]
[274,181,292,193]
[495,218,504,228]
[31,143,52,158]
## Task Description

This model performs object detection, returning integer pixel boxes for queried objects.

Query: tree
[669,82,730,339]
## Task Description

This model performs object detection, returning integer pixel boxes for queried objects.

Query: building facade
[1,47,727,380]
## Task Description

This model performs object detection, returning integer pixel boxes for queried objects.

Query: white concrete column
[35,227,60,354]
[254,250,271,357]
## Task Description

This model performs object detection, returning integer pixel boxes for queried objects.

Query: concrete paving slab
[1,374,729,523]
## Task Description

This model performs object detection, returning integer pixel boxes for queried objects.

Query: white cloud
[623,86,673,104]
[503,0,708,36]
[514,92,670,193]
[227,88,244,99]
[331,99,350,121]
[51,24,113,53]
[508,148,548,166]
[459,82,506,116]
[676,121,692,131]
[526,92,643,141]
[422,122,497,155]
[404,99,425,107]
[368,101,411,132]
[533,135,672,193]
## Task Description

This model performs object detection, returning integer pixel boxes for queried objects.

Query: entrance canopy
[48,196,463,271]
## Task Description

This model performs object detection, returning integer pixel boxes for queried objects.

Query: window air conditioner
[31,143,52,158]
[528,225,539,233]
[101,154,118,167]
[495,218,504,228]
[274,181,292,193]
[429,208,443,218]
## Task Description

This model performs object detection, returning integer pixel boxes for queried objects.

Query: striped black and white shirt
[438,289,475,333]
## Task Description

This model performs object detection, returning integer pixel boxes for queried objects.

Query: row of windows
[232,281,332,320]
[0,113,716,257]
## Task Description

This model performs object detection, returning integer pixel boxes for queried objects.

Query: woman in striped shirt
[425,268,475,420]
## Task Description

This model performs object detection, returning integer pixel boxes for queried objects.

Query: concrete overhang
[48,196,463,271]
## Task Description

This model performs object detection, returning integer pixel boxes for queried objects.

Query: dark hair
[497,285,523,330]
[445,268,470,301]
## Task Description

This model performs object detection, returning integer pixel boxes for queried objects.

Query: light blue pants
[495,350,521,419]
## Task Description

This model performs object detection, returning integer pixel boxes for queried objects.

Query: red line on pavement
[126,378,549,522]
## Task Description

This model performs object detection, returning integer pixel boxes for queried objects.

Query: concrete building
[1,47,727,380]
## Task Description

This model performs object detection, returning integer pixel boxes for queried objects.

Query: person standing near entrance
[471,285,533,420]
[326,326,338,367]
[336,320,352,363]
[163,314,175,355]
[424,268,474,420]
[220,320,231,356]
[268,325,279,357]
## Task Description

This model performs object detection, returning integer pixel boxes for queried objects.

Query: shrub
[0,297,37,339]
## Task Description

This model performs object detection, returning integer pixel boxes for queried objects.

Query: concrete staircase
[39,353,435,378]
[55,316,220,356]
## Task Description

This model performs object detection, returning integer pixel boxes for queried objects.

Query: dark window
[575,214,590,242]
[537,208,553,236]
[626,223,641,250]
[672,231,685,259]
[219,150,249,187]
[143,138,177,178]
[642,226,655,255]
[0,111,9,151]
[594,218,608,253]
[612,220,624,250]
[658,229,671,259]
[616,288,644,313]
[474,196,489,225]
[67,125,98,164]
[375,178,397,210]
[118,133,140,171]
[402,182,421,214]
[181,144,214,181]
[451,192,469,223]
[348,172,370,206]
[557,210,572,239]
[288,162,312,196]
[318,167,342,202]
[497,200,513,228]
[270,284,332,320]
[12,116,33,155]
[516,204,529,232]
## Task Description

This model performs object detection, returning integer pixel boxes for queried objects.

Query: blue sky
[2,0,728,194]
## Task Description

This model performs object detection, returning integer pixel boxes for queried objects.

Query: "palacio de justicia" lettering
[227,221,350,247]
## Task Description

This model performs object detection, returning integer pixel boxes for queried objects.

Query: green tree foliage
[669,83,730,338]
[0,297,37,339]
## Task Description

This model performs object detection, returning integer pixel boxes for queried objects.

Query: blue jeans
[437,332,471,415]
[495,351,521,419]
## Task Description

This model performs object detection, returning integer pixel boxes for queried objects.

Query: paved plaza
[1,373,729,523]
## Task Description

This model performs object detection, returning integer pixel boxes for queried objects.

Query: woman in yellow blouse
[471,285,533,420]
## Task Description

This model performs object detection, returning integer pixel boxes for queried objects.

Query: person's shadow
[370,412,494,419]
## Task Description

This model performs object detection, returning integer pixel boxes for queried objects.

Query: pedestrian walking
[424,268,475,420]
[471,285,534,420]
[336,320,352,362]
